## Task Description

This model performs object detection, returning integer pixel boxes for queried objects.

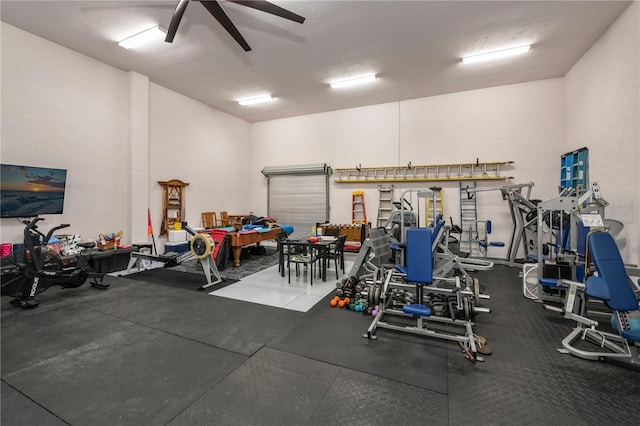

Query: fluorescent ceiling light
[118,26,167,49]
[330,74,377,89]
[238,95,276,106]
[462,45,530,64]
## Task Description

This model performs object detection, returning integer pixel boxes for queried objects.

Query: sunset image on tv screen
[1,164,67,218]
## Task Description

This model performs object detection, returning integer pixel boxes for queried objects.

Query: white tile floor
[209,257,354,312]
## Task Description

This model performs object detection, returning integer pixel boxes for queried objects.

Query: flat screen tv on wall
[0,164,68,218]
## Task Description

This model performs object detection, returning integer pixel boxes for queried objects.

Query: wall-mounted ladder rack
[334,161,513,183]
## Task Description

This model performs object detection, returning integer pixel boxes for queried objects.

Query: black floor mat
[3,325,247,426]
[169,347,341,426]
[5,261,640,425]
[123,267,237,291]
[1,381,68,426]
[268,293,450,393]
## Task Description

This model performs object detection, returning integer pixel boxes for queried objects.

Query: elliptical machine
[1,216,106,309]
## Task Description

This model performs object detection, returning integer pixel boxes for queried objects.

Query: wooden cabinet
[158,179,189,236]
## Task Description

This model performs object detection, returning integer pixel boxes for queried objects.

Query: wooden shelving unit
[158,179,189,236]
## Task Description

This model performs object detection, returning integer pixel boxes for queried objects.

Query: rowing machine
[126,223,222,289]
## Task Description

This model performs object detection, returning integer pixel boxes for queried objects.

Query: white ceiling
[1,1,631,123]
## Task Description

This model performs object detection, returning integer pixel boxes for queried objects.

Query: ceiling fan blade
[230,1,305,24]
[200,0,252,51]
[165,0,190,43]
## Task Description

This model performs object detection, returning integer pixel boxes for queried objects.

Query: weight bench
[363,227,486,362]
[558,231,640,370]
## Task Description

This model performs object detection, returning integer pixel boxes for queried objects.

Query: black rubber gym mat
[3,325,247,426]
[447,323,583,425]
[88,279,202,323]
[268,294,450,393]
[4,261,640,424]
[1,381,68,426]
[122,267,238,291]
[447,265,640,425]
[168,347,341,426]
[0,274,121,314]
[1,304,133,375]
[307,367,448,425]
[138,291,303,356]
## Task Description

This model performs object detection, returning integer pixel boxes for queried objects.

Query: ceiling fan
[165,0,305,52]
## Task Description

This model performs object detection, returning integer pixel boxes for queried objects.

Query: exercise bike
[0,216,107,309]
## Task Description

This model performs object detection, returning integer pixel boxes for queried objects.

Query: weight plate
[463,297,470,321]
[473,277,480,304]
[373,285,382,306]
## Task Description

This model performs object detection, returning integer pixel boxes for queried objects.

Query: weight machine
[556,231,640,370]
[530,182,608,306]
[363,227,491,362]
[337,188,491,313]
[464,182,537,265]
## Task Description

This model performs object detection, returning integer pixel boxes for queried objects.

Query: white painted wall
[148,84,251,249]
[1,23,252,252]
[127,72,151,246]
[250,102,400,234]
[565,1,639,265]
[1,23,130,244]
[2,1,637,266]
[398,79,564,255]
[251,79,565,258]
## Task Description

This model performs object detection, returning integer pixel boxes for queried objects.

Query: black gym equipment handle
[44,223,70,246]
[24,217,70,247]
[23,217,70,271]
[23,217,45,252]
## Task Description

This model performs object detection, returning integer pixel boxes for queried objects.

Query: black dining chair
[286,240,318,285]
[327,234,347,278]
[276,232,289,274]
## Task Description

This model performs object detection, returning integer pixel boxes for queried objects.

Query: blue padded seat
[428,219,444,239]
[403,304,432,317]
[395,265,407,275]
[584,276,610,301]
[405,228,432,285]
[589,232,638,312]
[539,277,559,288]
[401,227,434,318]
[490,241,505,247]
[620,329,640,342]
[433,220,444,237]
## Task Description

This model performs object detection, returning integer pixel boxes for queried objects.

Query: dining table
[279,236,337,282]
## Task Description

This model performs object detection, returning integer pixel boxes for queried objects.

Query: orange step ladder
[352,190,367,224]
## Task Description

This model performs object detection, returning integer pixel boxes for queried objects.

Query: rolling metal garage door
[262,164,331,237]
